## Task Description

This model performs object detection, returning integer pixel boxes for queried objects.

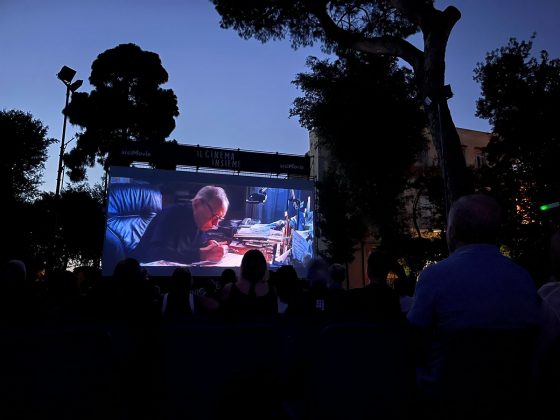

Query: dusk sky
[1,0,559,192]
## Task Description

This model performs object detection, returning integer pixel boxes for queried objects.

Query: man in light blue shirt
[407,194,541,399]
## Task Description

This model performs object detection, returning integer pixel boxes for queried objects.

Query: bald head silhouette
[447,194,501,253]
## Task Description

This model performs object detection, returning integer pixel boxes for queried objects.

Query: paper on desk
[236,225,273,238]
[141,260,188,267]
[292,230,311,263]
[140,259,215,267]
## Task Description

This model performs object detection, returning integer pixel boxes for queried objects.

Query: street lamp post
[56,65,82,197]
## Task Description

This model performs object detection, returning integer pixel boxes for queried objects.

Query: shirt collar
[452,243,500,256]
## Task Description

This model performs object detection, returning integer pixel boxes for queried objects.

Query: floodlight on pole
[56,65,82,197]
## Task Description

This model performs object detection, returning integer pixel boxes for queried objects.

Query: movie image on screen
[102,166,315,277]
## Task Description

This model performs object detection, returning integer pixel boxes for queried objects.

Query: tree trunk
[421,9,473,216]
[314,2,474,215]
[424,99,473,215]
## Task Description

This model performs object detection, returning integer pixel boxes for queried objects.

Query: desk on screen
[141,252,244,268]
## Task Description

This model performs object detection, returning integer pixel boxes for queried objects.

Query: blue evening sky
[1,0,559,192]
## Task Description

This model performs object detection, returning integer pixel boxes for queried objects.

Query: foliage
[64,43,179,181]
[408,165,446,236]
[213,0,473,206]
[315,169,369,263]
[291,52,427,261]
[393,235,447,280]
[28,185,106,269]
[474,36,560,282]
[213,0,419,51]
[0,109,55,203]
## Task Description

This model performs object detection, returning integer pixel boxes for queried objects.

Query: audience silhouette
[1,208,556,419]
[408,194,541,419]
[220,249,278,318]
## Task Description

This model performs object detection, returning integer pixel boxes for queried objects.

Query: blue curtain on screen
[248,187,309,226]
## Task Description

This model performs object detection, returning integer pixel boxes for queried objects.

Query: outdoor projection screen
[102,166,315,277]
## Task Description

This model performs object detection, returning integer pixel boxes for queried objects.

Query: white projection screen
[102,166,316,277]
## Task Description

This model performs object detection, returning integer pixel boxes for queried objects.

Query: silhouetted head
[113,258,142,279]
[219,268,237,288]
[328,263,346,288]
[241,250,268,285]
[306,258,329,289]
[274,265,301,303]
[170,267,192,295]
[73,265,101,291]
[192,186,229,232]
[47,270,78,298]
[447,194,501,252]
[367,252,391,284]
[0,260,27,293]
[113,258,144,286]
[28,257,46,282]
[393,273,416,297]
[276,265,299,283]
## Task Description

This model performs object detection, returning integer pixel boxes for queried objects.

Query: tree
[29,185,106,269]
[408,165,446,238]
[64,43,179,181]
[291,52,427,262]
[212,0,473,211]
[315,168,369,263]
[474,37,560,282]
[0,110,54,263]
[0,109,54,203]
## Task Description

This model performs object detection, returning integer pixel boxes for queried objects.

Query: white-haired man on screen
[133,185,229,264]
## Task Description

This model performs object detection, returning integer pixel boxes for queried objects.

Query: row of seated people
[37,254,402,331]
[0,301,555,420]
[0,256,410,327]
[152,194,560,420]
[0,254,557,420]
[0,250,415,420]
[1,194,559,419]
[161,254,412,323]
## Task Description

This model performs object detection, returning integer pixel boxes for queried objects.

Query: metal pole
[55,84,70,197]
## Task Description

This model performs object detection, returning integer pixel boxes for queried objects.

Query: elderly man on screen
[132,186,229,265]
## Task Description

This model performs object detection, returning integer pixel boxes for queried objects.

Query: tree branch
[439,6,461,45]
[389,0,460,39]
[388,0,434,27]
[353,37,423,69]
[312,3,423,70]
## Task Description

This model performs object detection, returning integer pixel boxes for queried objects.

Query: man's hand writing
[200,240,228,262]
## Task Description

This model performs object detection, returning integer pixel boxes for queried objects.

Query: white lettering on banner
[196,149,240,169]
[211,159,241,169]
[279,163,304,170]
[121,150,151,157]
